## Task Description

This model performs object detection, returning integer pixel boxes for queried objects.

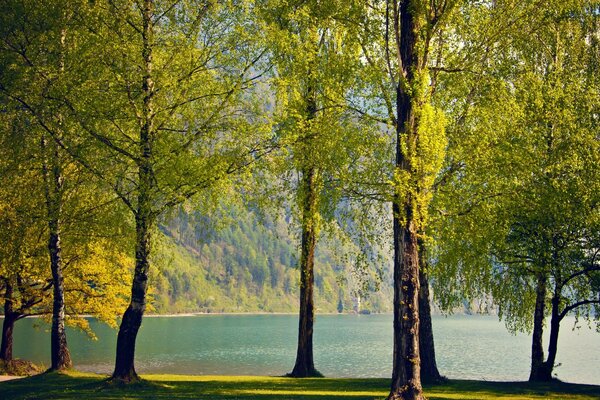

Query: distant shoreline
[0,311,400,319]
[0,311,508,319]
[143,311,394,317]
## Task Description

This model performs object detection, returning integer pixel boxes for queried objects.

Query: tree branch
[560,299,600,320]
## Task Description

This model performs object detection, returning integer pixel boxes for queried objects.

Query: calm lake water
[11,314,599,384]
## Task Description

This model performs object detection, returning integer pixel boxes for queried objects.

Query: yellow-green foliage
[393,70,447,231]
[430,1,600,332]
[62,240,133,335]
[415,102,447,228]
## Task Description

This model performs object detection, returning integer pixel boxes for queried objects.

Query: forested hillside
[151,206,393,314]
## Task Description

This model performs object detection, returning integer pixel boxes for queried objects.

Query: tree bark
[1,280,17,362]
[418,258,443,384]
[528,273,547,382]
[48,227,71,371]
[388,1,426,399]
[390,203,424,399]
[289,69,320,378]
[112,213,152,382]
[290,166,320,378]
[0,314,16,363]
[112,0,154,382]
[42,135,72,372]
[537,292,561,381]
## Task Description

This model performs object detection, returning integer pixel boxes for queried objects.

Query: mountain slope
[149,206,393,314]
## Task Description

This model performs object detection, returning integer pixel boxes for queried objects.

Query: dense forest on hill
[152,206,393,314]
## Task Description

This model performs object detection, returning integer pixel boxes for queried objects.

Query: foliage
[0,103,132,335]
[250,0,389,273]
[431,0,600,332]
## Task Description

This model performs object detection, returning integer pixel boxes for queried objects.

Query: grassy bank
[1,371,599,399]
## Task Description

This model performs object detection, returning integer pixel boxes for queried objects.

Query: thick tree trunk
[1,280,17,362]
[112,0,154,382]
[290,166,320,378]
[418,259,443,384]
[0,315,16,363]
[528,273,547,382]
[390,204,424,400]
[388,1,425,399]
[42,135,72,372]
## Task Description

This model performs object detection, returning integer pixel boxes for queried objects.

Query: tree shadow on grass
[0,373,388,400]
[1,373,599,400]
[427,379,600,400]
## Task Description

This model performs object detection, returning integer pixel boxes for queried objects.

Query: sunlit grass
[1,371,599,399]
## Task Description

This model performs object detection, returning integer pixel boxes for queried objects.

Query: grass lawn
[1,371,599,399]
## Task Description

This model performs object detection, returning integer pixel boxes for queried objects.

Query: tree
[47,0,270,382]
[357,1,454,398]
[502,5,600,380]
[431,0,600,383]
[257,0,377,377]
[0,1,82,370]
[0,108,132,370]
[0,0,135,372]
[417,247,442,383]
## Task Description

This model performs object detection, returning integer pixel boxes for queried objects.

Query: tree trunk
[42,135,72,372]
[1,280,17,362]
[390,203,424,399]
[418,256,443,384]
[112,213,151,382]
[538,292,561,381]
[0,314,16,363]
[528,273,547,382]
[112,0,154,382]
[388,1,425,399]
[112,164,154,382]
[290,166,320,378]
[48,227,71,371]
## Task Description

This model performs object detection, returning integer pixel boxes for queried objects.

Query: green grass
[1,371,599,399]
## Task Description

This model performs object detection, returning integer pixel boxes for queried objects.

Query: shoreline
[0,311,395,319]
[0,311,506,319]
[143,311,389,317]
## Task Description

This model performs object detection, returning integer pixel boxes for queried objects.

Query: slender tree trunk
[112,212,152,382]
[418,250,443,383]
[389,1,425,399]
[290,166,320,377]
[528,273,547,382]
[48,225,71,371]
[538,292,561,381]
[42,135,72,372]
[112,0,154,382]
[290,73,320,378]
[1,280,17,362]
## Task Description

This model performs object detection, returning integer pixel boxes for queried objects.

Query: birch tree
[257,0,381,377]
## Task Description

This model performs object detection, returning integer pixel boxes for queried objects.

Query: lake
[10,314,599,384]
